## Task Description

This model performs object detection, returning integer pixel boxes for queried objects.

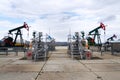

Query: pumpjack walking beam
[9,22,29,46]
[107,34,117,41]
[88,23,106,46]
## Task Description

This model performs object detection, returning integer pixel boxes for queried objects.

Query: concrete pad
[37,72,98,80]
[111,59,120,63]
[43,61,89,72]
[79,60,116,64]
[0,58,17,68]
[63,63,90,72]
[1,46,120,80]
[43,64,64,72]
[46,59,78,65]
[0,58,19,62]
[51,53,67,58]
[95,72,120,80]
[49,57,71,60]
[11,60,45,65]
[86,63,120,72]
[0,60,14,68]
[0,72,37,80]
[0,64,43,72]
[50,53,68,58]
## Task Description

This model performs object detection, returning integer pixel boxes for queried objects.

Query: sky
[0,0,120,42]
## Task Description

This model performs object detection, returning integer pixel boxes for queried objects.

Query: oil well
[67,32,92,59]
[31,31,55,61]
[0,22,120,80]
[0,22,29,55]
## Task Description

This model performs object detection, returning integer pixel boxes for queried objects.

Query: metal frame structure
[32,32,48,61]
[46,35,55,51]
[68,32,86,59]
[110,41,120,55]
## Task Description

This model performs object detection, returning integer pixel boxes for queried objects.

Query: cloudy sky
[0,0,120,42]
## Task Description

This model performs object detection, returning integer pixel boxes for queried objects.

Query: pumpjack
[0,22,29,47]
[87,23,105,46]
[104,34,117,51]
[107,34,117,42]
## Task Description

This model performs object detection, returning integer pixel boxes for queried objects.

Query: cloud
[0,0,120,42]
[99,15,116,22]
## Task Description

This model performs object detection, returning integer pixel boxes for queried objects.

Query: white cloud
[0,0,120,42]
